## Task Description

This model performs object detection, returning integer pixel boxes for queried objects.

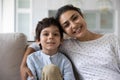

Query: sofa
[0,33,27,80]
[0,33,81,80]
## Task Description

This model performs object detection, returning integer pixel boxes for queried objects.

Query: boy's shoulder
[58,52,69,60]
[28,50,41,58]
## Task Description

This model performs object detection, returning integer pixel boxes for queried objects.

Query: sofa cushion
[0,33,27,80]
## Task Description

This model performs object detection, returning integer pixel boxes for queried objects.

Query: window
[16,0,49,41]
[16,0,33,41]
[83,10,117,33]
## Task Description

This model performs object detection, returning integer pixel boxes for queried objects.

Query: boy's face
[39,25,62,55]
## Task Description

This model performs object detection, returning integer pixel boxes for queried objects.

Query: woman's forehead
[59,10,78,23]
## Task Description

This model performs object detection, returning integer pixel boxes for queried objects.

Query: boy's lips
[47,42,55,44]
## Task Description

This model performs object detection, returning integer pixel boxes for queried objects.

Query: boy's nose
[49,34,54,39]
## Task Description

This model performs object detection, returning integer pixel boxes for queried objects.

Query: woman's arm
[20,47,36,80]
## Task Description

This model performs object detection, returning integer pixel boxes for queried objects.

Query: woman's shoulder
[105,33,116,36]
[63,38,77,43]
[104,33,118,39]
[101,33,119,45]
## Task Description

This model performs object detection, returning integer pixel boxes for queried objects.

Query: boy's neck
[42,49,58,56]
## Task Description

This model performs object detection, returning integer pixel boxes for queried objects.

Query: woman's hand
[20,46,37,80]
[20,65,33,80]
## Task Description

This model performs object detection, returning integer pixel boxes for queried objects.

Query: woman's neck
[77,30,103,41]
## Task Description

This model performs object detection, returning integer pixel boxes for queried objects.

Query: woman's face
[59,10,87,39]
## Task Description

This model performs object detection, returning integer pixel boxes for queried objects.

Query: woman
[20,5,120,80]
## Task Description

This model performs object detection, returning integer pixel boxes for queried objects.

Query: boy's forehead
[42,26,59,31]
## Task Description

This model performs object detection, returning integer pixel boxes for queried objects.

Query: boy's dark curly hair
[35,17,63,49]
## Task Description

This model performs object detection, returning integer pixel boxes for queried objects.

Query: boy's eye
[43,33,49,36]
[53,33,60,36]
[42,32,60,36]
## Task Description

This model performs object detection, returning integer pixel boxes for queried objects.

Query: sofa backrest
[0,33,27,80]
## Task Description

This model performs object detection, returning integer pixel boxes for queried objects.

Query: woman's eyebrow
[61,14,75,25]
[62,21,68,26]
[70,13,76,19]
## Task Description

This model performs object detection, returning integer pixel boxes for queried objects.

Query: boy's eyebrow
[53,29,60,32]
[42,29,60,32]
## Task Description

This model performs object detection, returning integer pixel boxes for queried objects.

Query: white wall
[2,0,15,33]
[0,0,2,32]
[32,0,48,32]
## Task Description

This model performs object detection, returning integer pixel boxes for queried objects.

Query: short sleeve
[63,56,75,80]
[29,42,40,51]
[27,55,37,80]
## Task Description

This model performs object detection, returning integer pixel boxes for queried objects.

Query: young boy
[27,17,75,80]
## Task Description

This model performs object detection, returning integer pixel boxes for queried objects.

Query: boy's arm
[63,57,75,80]
[20,47,36,80]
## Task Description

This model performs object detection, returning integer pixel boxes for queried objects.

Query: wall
[32,0,48,31]
[0,0,2,32]
[2,0,15,33]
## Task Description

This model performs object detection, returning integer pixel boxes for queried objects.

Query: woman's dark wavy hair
[35,17,63,49]
[55,4,84,26]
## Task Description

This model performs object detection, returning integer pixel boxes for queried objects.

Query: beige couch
[0,33,81,80]
[0,33,27,80]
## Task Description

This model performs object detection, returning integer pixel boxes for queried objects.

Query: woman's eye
[63,23,69,29]
[72,16,78,21]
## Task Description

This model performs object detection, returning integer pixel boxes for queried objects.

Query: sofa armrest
[0,33,27,80]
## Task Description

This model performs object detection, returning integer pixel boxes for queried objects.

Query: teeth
[77,28,81,32]
[75,27,81,33]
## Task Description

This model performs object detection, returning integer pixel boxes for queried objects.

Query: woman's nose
[70,22,76,29]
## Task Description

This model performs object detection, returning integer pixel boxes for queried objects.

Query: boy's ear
[35,39,39,42]
[36,39,41,45]
[37,41,41,45]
